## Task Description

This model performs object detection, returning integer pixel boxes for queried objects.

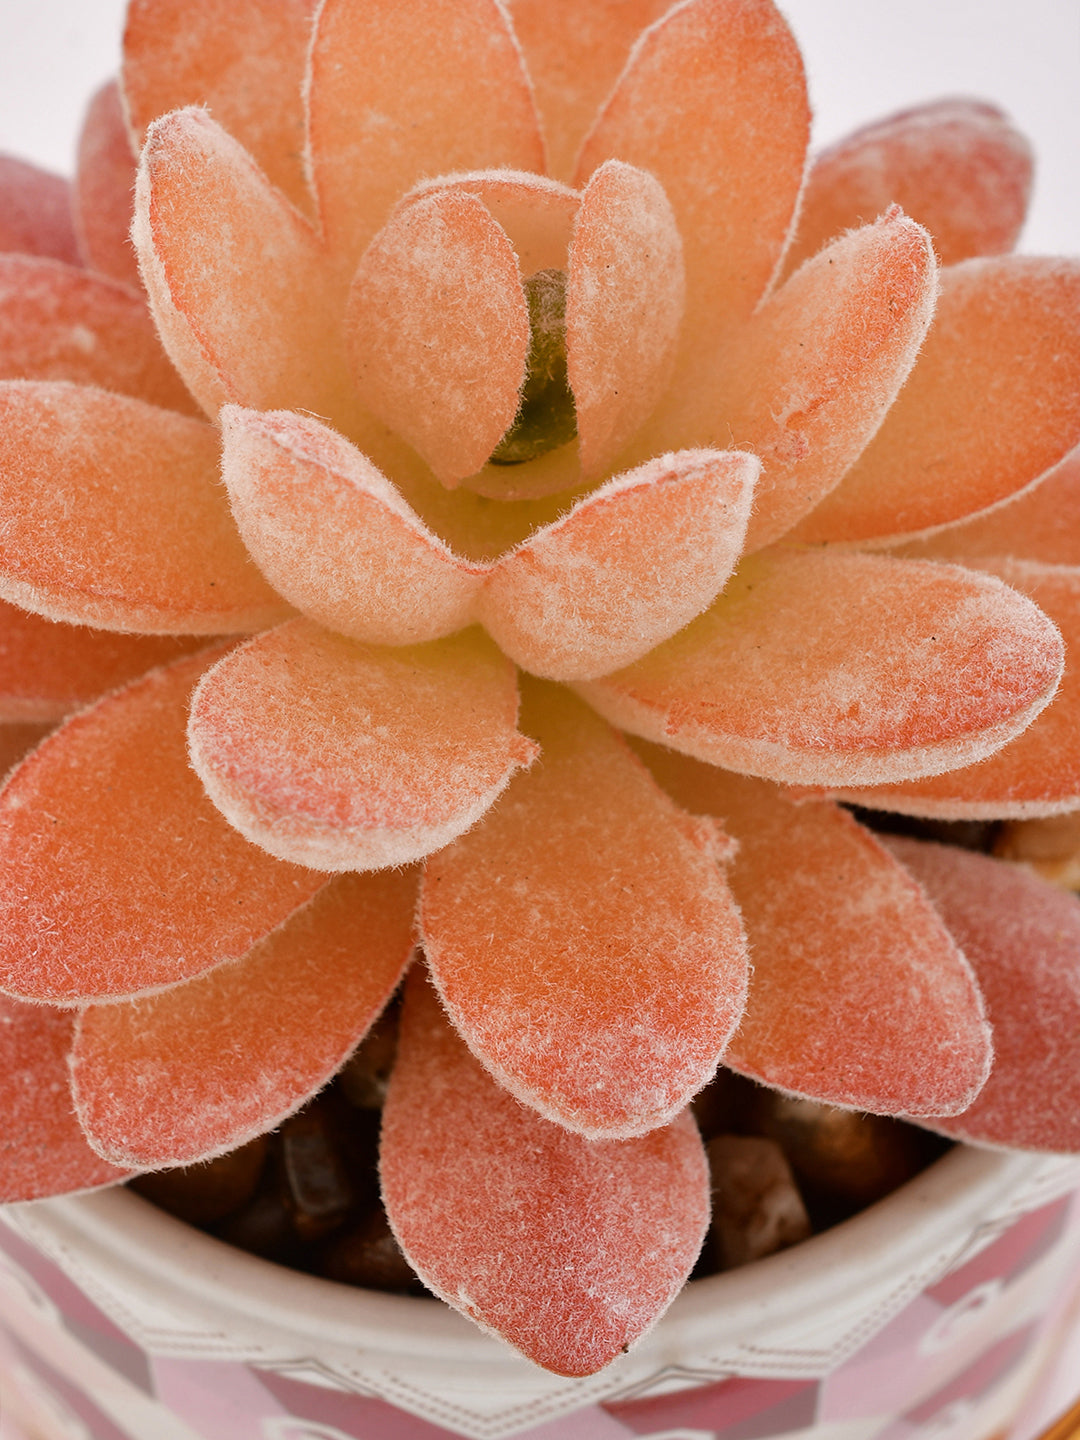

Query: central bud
[490,269,578,466]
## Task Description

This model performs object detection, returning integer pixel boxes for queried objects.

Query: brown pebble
[750,1092,933,1208]
[318,1206,422,1292]
[706,1134,811,1270]
[214,1148,304,1265]
[337,1006,399,1109]
[131,1136,267,1226]
[280,1096,358,1241]
[996,812,1080,889]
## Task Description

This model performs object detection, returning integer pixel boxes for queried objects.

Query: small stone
[130,1135,267,1225]
[214,1147,304,1265]
[280,1094,358,1241]
[706,1134,811,1270]
[750,1091,936,1208]
[996,812,1080,889]
[318,1206,423,1292]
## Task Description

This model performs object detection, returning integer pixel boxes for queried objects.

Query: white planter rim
[4,1145,1080,1436]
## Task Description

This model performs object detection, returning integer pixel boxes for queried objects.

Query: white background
[1,0,1077,256]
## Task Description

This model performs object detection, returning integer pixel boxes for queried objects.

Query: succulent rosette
[3,0,1080,1378]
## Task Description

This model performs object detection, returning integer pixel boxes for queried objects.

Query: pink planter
[2,1148,1080,1440]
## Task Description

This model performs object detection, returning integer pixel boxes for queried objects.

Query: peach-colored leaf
[578,550,1064,788]
[0,255,197,413]
[404,170,580,279]
[691,211,938,552]
[479,449,757,680]
[567,160,684,480]
[421,682,747,1138]
[0,600,204,723]
[72,870,416,1167]
[900,445,1080,571]
[188,621,538,872]
[381,969,710,1375]
[74,80,140,287]
[223,407,485,644]
[345,190,529,485]
[642,748,992,1116]
[123,0,316,213]
[0,647,326,1005]
[0,381,290,634]
[307,0,544,274]
[576,0,808,367]
[834,564,1080,819]
[888,837,1080,1152]
[785,100,1033,275]
[0,155,81,266]
[507,0,674,183]
[133,108,353,424]
[0,997,132,1201]
[795,257,1080,544]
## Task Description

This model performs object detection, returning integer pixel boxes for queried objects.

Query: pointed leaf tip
[422,683,748,1138]
[381,970,710,1375]
[189,621,537,871]
[72,869,417,1167]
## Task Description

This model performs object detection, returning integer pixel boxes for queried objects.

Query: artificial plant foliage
[1,0,1080,1377]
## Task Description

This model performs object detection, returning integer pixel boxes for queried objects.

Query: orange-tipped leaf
[421,682,748,1138]
[381,970,711,1375]
[0,647,327,1004]
[72,870,417,1167]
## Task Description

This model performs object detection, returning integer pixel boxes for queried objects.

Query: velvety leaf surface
[0,381,289,634]
[0,255,197,413]
[900,445,1080,570]
[795,257,1080,544]
[0,155,81,266]
[888,837,1080,1152]
[835,564,1080,818]
[223,407,485,644]
[641,748,992,1115]
[123,0,317,212]
[785,99,1032,274]
[566,161,684,480]
[134,109,355,426]
[421,682,747,1138]
[690,212,937,551]
[576,0,808,368]
[188,621,538,871]
[345,189,529,485]
[507,0,673,182]
[404,171,579,279]
[478,449,757,680]
[0,996,132,1201]
[578,550,1064,787]
[0,647,327,1004]
[0,599,203,722]
[307,0,544,273]
[381,970,711,1375]
[74,80,140,287]
[72,870,417,1167]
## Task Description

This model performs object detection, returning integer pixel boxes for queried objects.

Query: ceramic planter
[2,1147,1080,1440]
